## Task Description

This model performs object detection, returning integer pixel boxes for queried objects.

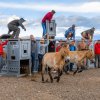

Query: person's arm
[73,30,75,40]
[19,21,26,31]
[44,43,48,47]
[37,42,41,54]
[77,43,81,50]
[74,46,76,51]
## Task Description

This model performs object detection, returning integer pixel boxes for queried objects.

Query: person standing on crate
[7,18,26,39]
[81,27,95,41]
[64,24,76,40]
[0,39,8,70]
[42,10,56,38]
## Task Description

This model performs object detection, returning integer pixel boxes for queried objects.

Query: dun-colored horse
[41,43,70,83]
[65,50,94,75]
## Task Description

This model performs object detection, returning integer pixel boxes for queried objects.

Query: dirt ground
[0,68,100,100]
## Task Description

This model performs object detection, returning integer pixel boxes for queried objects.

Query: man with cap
[7,18,26,39]
[42,10,56,38]
[65,24,76,40]
[81,27,95,41]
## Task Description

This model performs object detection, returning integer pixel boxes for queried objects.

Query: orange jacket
[0,40,8,56]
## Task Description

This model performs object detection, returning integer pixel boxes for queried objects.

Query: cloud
[0,2,100,13]
[87,0,100,2]
[0,14,19,26]
[55,15,100,29]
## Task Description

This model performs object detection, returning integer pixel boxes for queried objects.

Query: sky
[0,0,100,39]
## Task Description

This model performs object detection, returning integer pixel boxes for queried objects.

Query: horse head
[59,43,70,57]
[86,50,95,63]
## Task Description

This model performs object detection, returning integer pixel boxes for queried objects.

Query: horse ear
[61,43,66,47]
[61,43,69,48]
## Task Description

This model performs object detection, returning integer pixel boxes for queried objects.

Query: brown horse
[65,50,94,75]
[41,43,70,83]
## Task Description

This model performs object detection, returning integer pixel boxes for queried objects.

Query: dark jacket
[81,28,95,39]
[48,41,55,52]
[8,19,26,30]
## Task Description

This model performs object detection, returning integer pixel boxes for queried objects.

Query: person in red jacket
[94,40,100,68]
[0,40,8,70]
[56,40,62,52]
[42,10,56,38]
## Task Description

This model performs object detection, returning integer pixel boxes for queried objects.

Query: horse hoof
[45,79,49,82]
[56,78,60,82]
[57,80,60,83]
[51,81,53,83]
[65,72,70,75]
[54,76,58,79]
[42,81,45,83]
[78,70,83,73]
[73,72,76,76]
[31,79,37,82]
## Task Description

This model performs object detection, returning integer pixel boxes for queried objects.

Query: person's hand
[24,28,26,31]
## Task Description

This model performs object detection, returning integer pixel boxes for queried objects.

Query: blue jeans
[42,22,46,37]
[31,53,35,72]
[65,63,74,72]
[38,54,44,71]
[69,63,74,71]
[95,54,100,68]
[31,53,39,72]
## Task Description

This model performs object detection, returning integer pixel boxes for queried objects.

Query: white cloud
[0,14,19,26]
[0,2,100,13]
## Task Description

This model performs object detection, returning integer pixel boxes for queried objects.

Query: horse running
[65,50,94,75]
[41,43,70,83]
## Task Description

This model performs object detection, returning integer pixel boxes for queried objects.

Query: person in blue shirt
[65,24,75,40]
[38,38,48,72]
[64,40,76,73]
[69,40,76,71]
